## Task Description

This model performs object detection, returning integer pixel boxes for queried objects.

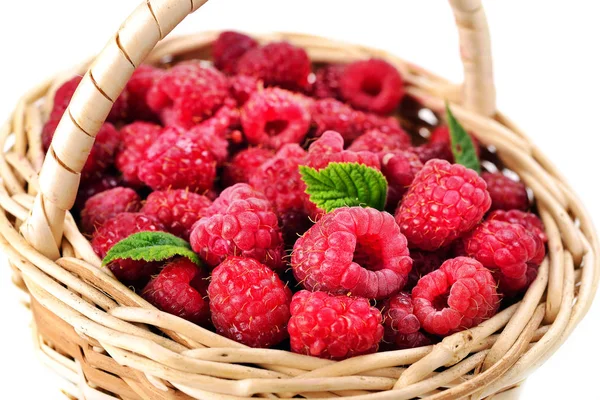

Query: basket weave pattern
[1,0,598,399]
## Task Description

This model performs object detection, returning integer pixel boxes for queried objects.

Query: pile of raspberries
[43,31,546,360]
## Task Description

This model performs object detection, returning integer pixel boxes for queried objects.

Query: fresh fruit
[482,172,529,211]
[305,130,380,171]
[291,206,412,299]
[348,128,411,153]
[413,141,454,164]
[74,174,122,211]
[309,64,344,99]
[116,122,163,186]
[395,159,491,250]
[228,75,262,106]
[380,292,432,349]
[380,149,423,209]
[412,257,499,336]
[405,249,446,290]
[142,258,210,325]
[488,209,547,243]
[125,65,164,121]
[208,257,292,347]
[223,147,274,186]
[80,187,141,234]
[288,290,384,360]
[213,31,258,74]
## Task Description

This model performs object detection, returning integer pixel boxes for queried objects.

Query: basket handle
[22,0,495,258]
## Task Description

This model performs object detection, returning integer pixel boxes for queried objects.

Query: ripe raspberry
[125,65,164,121]
[348,129,411,153]
[241,88,311,149]
[137,126,220,192]
[141,189,212,240]
[288,290,384,360]
[223,147,273,186]
[310,64,344,99]
[208,257,292,348]
[395,159,491,251]
[80,187,141,233]
[74,174,121,211]
[291,207,412,299]
[91,212,165,283]
[305,130,380,171]
[461,219,545,281]
[213,31,258,74]
[355,111,405,137]
[116,122,163,186]
[228,75,262,106]
[380,292,432,350]
[142,258,210,325]
[413,142,454,164]
[494,265,538,297]
[190,184,284,270]
[147,61,229,128]
[412,257,499,336]
[380,149,423,210]
[237,42,311,90]
[482,172,529,211]
[488,209,547,243]
[198,99,242,143]
[340,59,404,114]
[405,249,446,291]
[81,123,121,180]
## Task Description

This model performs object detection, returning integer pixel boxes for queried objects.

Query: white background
[0,1,599,398]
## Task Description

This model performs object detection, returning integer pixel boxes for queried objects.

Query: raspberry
[482,172,529,211]
[116,122,163,186]
[355,112,405,137]
[288,290,384,360]
[461,219,545,281]
[348,129,411,153]
[413,142,454,164]
[395,159,491,251]
[405,249,446,291]
[91,212,165,283]
[147,62,229,127]
[125,65,164,121]
[241,88,311,149]
[213,31,258,74]
[74,174,121,211]
[310,64,344,99]
[228,75,262,106]
[141,189,212,240]
[142,258,210,325]
[190,184,285,270]
[137,126,219,192]
[198,99,242,143]
[340,59,404,114]
[237,42,311,90]
[80,187,141,234]
[208,257,292,348]
[80,123,121,180]
[494,265,538,297]
[223,147,274,186]
[380,149,423,210]
[380,292,432,350]
[305,131,380,171]
[488,209,547,243]
[291,207,412,299]
[412,257,500,336]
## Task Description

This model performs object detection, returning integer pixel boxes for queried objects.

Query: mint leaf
[446,103,481,173]
[299,162,388,213]
[102,231,201,266]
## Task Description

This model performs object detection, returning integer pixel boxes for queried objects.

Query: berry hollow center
[361,77,383,97]
[265,120,289,136]
[432,292,450,311]
[353,235,385,271]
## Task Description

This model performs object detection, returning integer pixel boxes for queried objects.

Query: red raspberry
[190,184,284,270]
[291,207,412,299]
[75,174,121,211]
[147,62,229,127]
[405,249,446,291]
[141,189,212,240]
[380,149,423,211]
[80,187,141,234]
[237,42,311,90]
[241,88,311,149]
[81,123,121,181]
[340,59,404,114]
[395,159,491,251]
[208,257,292,348]
[137,126,221,192]
[116,122,163,186]
[461,219,545,281]
[348,129,411,153]
[91,212,165,283]
[413,142,454,164]
[228,75,262,106]
[494,265,538,297]
[412,257,500,336]
[482,172,529,211]
[310,64,344,99]
[197,99,242,143]
[142,258,210,325]
[380,292,432,350]
[125,65,164,121]
[305,130,380,171]
[288,290,384,360]
[488,209,547,243]
[355,111,405,137]
[213,31,258,74]
[223,147,273,186]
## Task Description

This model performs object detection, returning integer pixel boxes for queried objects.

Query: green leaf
[446,103,481,173]
[102,231,201,266]
[299,162,388,213]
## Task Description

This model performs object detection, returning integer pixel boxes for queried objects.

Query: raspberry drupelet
[80,187,141,234]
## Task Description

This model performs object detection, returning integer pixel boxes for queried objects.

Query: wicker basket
[1,0,598,398]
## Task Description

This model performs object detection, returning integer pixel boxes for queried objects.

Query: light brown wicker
[1,0,598,399]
